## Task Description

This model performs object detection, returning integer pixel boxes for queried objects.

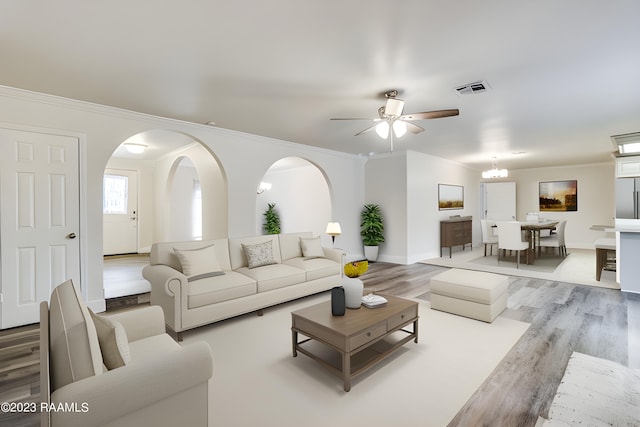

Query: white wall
[506,162,615,249]
[407,151,480,262]
[365,153,408,262]
[169,160,199,241]
[0,86,365,311]
[365,151,480,264]
[256,160,332,244]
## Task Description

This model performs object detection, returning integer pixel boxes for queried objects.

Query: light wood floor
[362,261,640,426]
[2,261,638,426]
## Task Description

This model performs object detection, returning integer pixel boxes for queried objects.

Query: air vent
[455,80,490,95]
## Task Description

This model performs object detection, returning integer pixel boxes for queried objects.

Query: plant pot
[364,245,379,262]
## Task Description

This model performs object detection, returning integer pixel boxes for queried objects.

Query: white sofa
[142,232,343,340]
[40,279,213,427]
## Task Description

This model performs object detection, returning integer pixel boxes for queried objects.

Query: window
[103,174,128,214]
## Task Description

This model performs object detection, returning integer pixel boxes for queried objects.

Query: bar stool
[595,238,616,281]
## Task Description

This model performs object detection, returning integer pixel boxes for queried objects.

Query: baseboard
[106,293,150,312]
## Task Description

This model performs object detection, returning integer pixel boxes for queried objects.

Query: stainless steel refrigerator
[615,177,640,219]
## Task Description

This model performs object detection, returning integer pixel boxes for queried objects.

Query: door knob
[67,233,77,239]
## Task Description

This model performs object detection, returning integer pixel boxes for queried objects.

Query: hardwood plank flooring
[362,262,639,426]
[0,323,40,427]
[1,261,637,426]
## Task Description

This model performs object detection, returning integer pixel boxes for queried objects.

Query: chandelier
[482,157,508,179]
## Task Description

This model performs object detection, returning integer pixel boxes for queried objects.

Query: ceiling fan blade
[405,121,425,134]
[399,109,460,120]
[330,117,377,121]
[354,123,380,136]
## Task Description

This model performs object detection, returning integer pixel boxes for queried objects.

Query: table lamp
[325,222,342,246]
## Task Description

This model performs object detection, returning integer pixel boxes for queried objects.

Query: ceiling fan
[331,90,459,151]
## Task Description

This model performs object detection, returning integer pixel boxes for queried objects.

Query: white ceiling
[2,1,640,170]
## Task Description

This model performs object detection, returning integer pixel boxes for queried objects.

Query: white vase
[343,277,364,309]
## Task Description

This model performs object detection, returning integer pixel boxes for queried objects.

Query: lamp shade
[392,120,407,138]
[375,121,390,139]
[325,222,342,236]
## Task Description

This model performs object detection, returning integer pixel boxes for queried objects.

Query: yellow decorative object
[344,260,368,278]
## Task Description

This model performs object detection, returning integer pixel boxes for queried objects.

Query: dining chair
[538,220,567,256]
[496,221,529,268]
[481,219,498,256]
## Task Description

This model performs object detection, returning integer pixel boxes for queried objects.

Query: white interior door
[0,128,80,328]
[481,181,517,220]
[103,169,138,255]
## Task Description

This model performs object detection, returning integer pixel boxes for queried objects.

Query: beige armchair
[40,280,213,427]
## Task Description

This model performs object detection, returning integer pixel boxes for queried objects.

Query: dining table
[491,220,559,264]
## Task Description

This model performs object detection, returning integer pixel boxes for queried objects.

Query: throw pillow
[89,309,131,370]
[242,240,276,269]
[174,244,224,280]
[300,236,324,259]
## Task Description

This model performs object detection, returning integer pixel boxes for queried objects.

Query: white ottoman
[430,268,508,322]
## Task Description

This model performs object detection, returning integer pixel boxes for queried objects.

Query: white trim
[0,85,361,161]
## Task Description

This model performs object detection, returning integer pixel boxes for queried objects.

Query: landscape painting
[539,180,577,211]
[438,184,464,210]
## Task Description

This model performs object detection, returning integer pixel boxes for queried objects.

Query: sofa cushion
[229,235,282,270]
[48,280,103,391]
[188,271,257,309]
[300,236,324,259]
[242,240,277,269]
[173,244,224,280]
[89,309,131,370]
[151,238,232,271]
[283,257,340,281]
[127,333,182,363]
[279,232,312,261]
[235,264,306,292]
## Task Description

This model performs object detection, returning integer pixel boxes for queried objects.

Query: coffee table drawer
[349,321,386,350]
[387,305,418,330]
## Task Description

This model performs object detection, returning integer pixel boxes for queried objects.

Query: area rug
[421,247,620,290]
[183,293,530,427]
[468,253,566,273]
[541,352,640,426]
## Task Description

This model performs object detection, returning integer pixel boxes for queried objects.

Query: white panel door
[103,169,138,255]
[482,182,517,220]
[0,129,80,328]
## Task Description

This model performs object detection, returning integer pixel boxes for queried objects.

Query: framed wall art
[438,184,464,210]
[539,180,577,211]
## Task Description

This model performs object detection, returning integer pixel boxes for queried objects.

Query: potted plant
[360,203,384,261]
[263,203,281,234]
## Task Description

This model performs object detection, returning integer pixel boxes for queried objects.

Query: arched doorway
[256,157,332,243]
[103,129,227,299]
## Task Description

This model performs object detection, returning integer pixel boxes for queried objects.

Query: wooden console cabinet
[440,216,472,257]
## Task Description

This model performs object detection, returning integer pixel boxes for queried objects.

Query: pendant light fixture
[482,157,508,179]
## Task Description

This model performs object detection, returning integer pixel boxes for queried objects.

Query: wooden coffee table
[291,294,419,392]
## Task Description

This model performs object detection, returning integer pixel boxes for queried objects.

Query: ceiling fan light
[392,120,407,138]
[123,142,147,154]
[375,121,389,139]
